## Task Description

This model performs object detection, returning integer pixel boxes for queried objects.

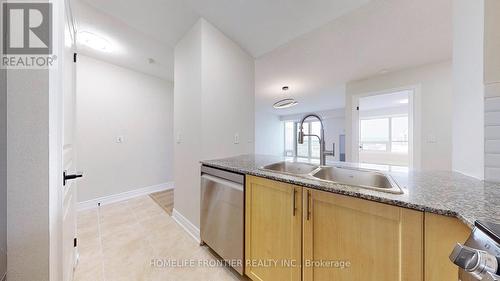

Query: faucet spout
[298,113,333,166]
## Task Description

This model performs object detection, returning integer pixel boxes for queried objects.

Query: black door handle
[63,170,83,186]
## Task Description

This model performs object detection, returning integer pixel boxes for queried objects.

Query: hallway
[74,196,242,281]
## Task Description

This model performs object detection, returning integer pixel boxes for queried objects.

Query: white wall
[346,61,453,170]
[201,21,255,159]
[7,70,51,281]
[279,109,346,161]
[255,111,284,156]
[484,0,500,85]
[483,0,500,182]
[452,0,485,179]
[174,19,255,229]
[5,3,68,279]
[76,55,174,202]
[173,19,203,232]
[0,68,6,280]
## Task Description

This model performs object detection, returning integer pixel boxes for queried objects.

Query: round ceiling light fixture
[273,98,298,109]
[273,86,298,109]
[78,31,113,52]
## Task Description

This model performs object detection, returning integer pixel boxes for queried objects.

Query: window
[360,118,389,151]
[391,116,409,153]
[311,122,321,158]
[283,120,321,159]
[284,122,295,156]
[360,116,408,153]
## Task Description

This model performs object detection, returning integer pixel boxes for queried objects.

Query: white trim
[171,208,201,243]
[77,182,174,211]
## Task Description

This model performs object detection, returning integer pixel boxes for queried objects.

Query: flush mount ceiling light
[78,31,112,52]
[273,86,298,109]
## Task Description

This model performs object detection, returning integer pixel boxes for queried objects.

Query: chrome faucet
[298,114,334,166]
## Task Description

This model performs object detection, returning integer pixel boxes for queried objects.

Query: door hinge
[74,237,77,247]
[73,53,77,63]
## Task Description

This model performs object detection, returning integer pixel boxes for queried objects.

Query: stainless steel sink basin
[260,161,403,194]
[261,161,319,175]
[311,166,403,194]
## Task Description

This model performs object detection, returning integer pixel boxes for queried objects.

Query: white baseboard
[172,208,201,243]
[77,182,174,211]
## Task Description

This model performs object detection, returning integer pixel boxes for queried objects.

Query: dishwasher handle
[201,174,243,192]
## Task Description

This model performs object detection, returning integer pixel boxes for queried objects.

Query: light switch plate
[426,134,437,143]
[116,136,124,143]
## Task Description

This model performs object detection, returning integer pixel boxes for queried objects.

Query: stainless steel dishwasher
[200,165,244,275]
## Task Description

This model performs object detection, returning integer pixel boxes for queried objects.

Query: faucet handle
[324,150,334,156]
[298,130,304,144]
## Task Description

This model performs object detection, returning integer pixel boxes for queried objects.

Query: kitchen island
[201,154,500,227]
[201,154,500,281]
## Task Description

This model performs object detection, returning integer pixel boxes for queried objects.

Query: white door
[62,1,78,280]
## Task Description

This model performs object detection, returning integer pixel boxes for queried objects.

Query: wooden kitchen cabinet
[424,212,470,281]
[244,176,466,281]
[245,176,302,281]
[302,188,423,281]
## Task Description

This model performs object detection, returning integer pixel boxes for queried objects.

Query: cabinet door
[303,188,423,281]
[424,213,469,281]
[245,176,302,281]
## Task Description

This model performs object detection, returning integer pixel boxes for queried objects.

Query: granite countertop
[201,154,500,228]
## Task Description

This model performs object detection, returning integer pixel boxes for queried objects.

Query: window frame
[283,120,320,159]
[359,115,409,153]
[283,121,296,157]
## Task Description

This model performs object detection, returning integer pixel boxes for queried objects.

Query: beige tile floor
[74,195,245,281]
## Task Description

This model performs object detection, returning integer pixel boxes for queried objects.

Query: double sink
[261,161,403,194]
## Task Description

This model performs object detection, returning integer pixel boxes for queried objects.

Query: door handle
[63,170,83,186]
[292,189,297,216]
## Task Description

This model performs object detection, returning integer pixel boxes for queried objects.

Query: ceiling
[181,0,370,57]
[74,0,371,80]
[73,0,178,80]
[74,0,453,113]
[78,0,199,49]
[256,0,452,115]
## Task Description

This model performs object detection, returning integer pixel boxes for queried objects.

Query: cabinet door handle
[307,190,311,220]
[292,189,297,216]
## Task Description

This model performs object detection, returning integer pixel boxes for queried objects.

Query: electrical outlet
[234,133,240,144]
